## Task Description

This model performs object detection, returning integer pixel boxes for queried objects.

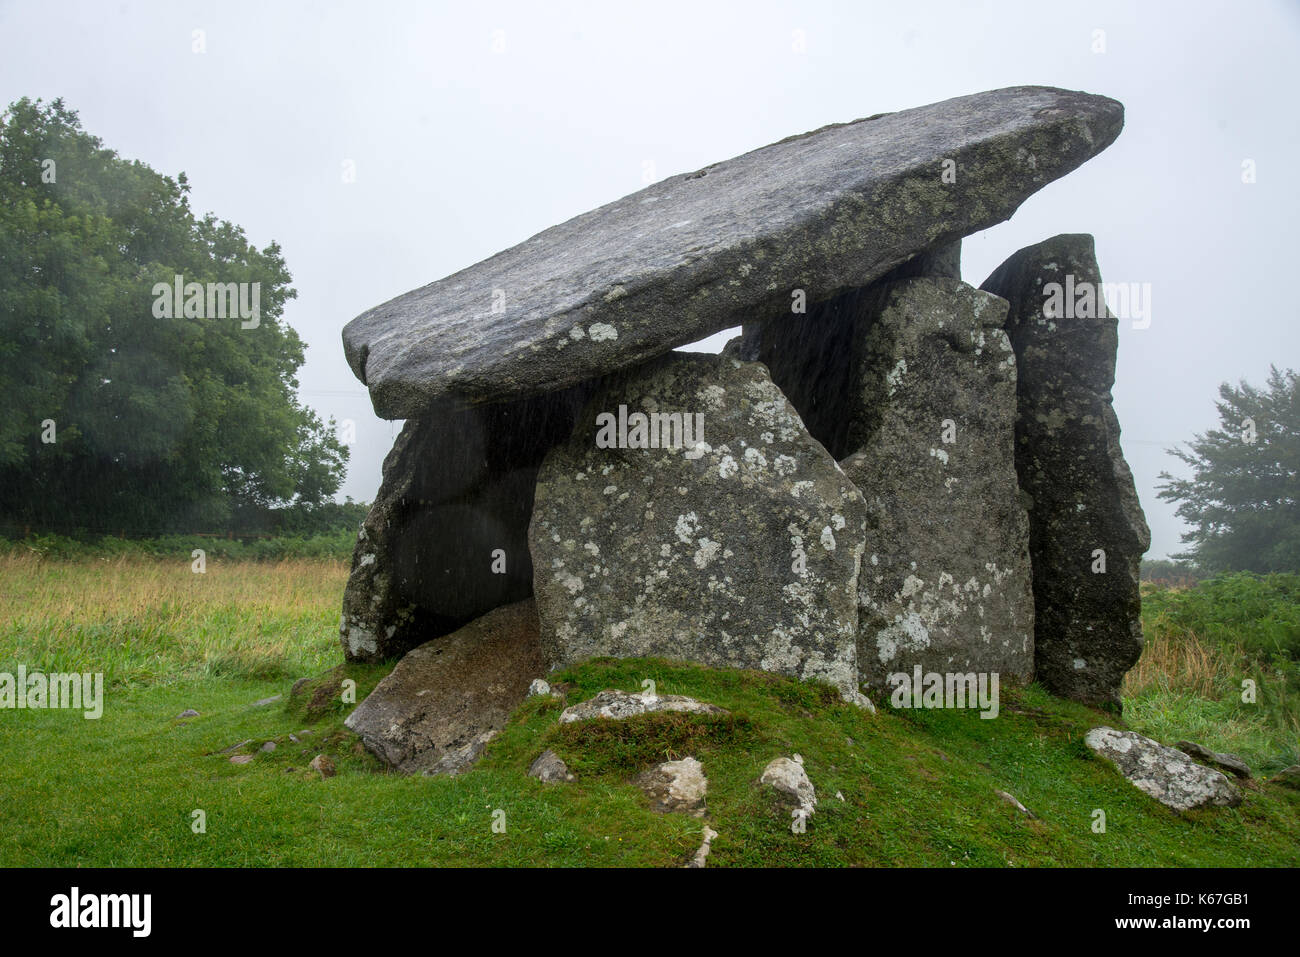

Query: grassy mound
[0,557,1296,867]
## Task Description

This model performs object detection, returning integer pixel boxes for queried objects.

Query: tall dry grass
[0,553,350,685]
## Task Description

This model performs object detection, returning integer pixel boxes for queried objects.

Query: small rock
[1085,727,1241,811]
[1177,741,1252,780]
[559,689,727,724]
[527,750,575,784]
[685,826,718,869]
[260,741,277,753]
[843,690,877,713]
[835,791,845,802]
[635,757,708,816]
[995,790,1036,818]
[176,709,199,719]
[289,733,299,743]
[1269,765,1300,790]
[760,756,817,827]
[214,739,252,755]
[229,755,253,765]
[252,695,281,707]
[309,754,336,778]
[527,678,552,697]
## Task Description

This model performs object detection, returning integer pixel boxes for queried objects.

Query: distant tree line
[0,97,350,537]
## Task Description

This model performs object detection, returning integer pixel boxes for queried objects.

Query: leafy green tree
[0,97,347,534]
[1158,367,1300,573]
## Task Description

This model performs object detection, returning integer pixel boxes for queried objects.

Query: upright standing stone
[981,235,1150,710]
[530,354,866,697]
[838,278,1035,690]
[728,240,964,458]
[340,387,589,662]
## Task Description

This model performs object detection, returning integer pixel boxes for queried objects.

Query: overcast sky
[2,0,1296,558]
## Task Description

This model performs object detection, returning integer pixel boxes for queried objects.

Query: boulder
[344,600,545,775]
[339,388,589,662]
[635,757,709,816]
[1084,727,1241,811]
[837,279,1034,690]
[759,755,817,824]
[527,750,575,784]
[981,235,1150,709]
[344,88,1123,418]
[531,353,867,696]
[558,689,726,725]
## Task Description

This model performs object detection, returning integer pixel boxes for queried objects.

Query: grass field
[1,553,1297,867]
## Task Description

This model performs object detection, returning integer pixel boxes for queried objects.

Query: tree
[0,97,348,534]
[1158,366,1300,573]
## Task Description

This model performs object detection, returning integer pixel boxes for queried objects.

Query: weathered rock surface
[1084,727,1241,811]
[527,749,575,783]
[1177,741,1252,780]
[981,235,1150,709]
[344,600,545,774]
[759,755,817,825]
[728,239,964,416]
[308,754,336,778]
[344,88,1123,418]
[558,689,726,724]
[339,388,589,662]
[635,756,708,816]
[531,354,867,696]
[836,279,1034,690]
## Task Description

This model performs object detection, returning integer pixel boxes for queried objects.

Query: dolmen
[339,86,1150,773]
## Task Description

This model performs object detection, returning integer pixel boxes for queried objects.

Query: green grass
[1123,575,1300,775]
[1,556,1297,867]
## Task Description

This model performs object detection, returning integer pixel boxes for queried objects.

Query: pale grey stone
[343,88,1123,418]
[531,354,866,696]
[837,279,1034,691]
[635,757,708,816]
[528,749,575,784]
[558,689,726,725]
[1085,727,1241,811]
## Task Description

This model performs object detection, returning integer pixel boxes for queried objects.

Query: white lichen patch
[694,538,722,569]
[886,358,908,395]
[588,322,618,342]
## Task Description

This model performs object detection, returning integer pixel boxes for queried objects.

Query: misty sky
[2,0,1297,559]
